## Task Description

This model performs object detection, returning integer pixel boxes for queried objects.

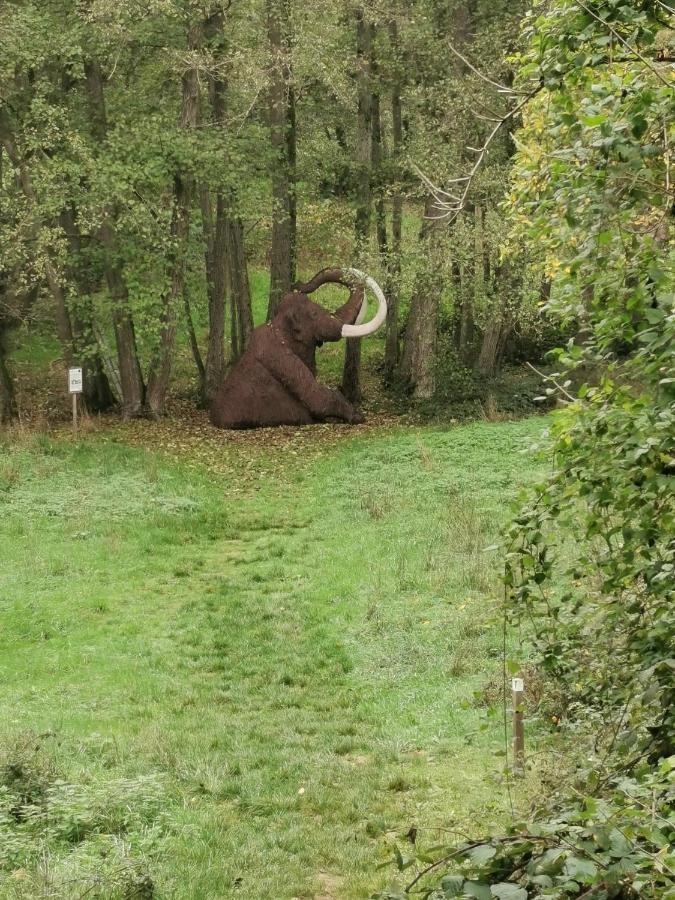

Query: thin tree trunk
[227,217,253,353]
[371,53,397,385]
[266,0,296,320]
[183,283,206,393]
[84,59,145,418]
[384,18,403,381]
[342,7,372,403]
[371,45,388,282]
[202,11,229,405]
[146,24,201,416]
[457,204,483,368]
[201,187,228,404]
[0,149,15,426]
[0,328,17,426]
[287,77,297,284]
[458,269,475,366]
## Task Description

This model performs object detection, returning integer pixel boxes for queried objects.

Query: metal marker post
[69,367,83,438]
[512,676,525,771]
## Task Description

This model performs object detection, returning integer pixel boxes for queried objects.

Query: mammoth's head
[275,292,342,349]
[277,267,387,349]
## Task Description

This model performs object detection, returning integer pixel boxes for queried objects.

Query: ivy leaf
[564,856,598,882]
[490,884,527,900]
[463,881,492,900]
[470,845,497,865]
[440,875,465,897]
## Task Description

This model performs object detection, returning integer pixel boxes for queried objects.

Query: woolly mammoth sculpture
[210,267,386,429]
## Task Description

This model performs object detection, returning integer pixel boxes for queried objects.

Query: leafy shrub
[372,0,675,896]
[0,734,164,897]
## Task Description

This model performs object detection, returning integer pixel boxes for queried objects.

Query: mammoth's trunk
[293,268,354,294]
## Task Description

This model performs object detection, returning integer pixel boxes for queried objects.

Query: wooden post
[512,677,525,771]
[72,392,78,438]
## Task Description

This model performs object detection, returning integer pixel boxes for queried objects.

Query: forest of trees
[0,1,673,897]
[0,0,547,424]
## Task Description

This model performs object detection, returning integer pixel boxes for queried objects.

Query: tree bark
[201,186,228,404]
[384,18,403,381]
[201,11,230,404]
[458,269,475,366]
[146,23,201,416]
[475,259,512,377]
[475,315,507,376]
[266,0,296,320]
[0,146,15,425]
[0,325,17,427]
[400,197,444,399]
[342,7,373,403]
[83,59,146,418]
[183,282,206,394]
[227,217,253,355]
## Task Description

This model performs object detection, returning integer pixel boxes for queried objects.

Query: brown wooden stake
[512,677,525,771]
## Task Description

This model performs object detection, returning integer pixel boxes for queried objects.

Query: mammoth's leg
[264,341,362,423]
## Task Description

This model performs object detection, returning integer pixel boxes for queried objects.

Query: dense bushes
[374,0,674,896]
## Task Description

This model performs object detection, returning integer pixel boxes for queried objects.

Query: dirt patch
[315,871,344,899]
[345,753,371,766]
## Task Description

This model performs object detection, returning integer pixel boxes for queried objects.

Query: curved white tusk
[340,268,387,338]
[355,294,368,324]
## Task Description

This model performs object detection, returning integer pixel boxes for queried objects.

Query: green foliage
[0,733,162,898]
[373,0,674,895]
[375,758,674,900]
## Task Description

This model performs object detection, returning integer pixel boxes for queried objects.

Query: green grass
[0,417,546,898]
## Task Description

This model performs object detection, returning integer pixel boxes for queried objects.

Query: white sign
[512,677,524,693]
[69,368,83,394]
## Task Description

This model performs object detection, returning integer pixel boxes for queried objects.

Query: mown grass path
[0,418,546,899]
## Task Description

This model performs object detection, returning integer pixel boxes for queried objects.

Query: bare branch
[446,40,528,96]
[526,362,577,402]
[414,87,540,222]
[574,0,673,88]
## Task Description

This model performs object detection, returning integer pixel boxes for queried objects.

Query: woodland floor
[0,413,546,899]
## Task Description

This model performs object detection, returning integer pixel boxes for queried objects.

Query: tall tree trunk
[371,39,388,290]
[202,10,230,405]
[0,147,15,425]
[201,187,227,404]
[457,204,484,368]
[475,315,507,376]
[183,282,206,395]
[400,197,443,399]
[227,217,253,354]
[146,23,201,416]
[266,0,296,320]
[384,18,403,381]
[342,7,372,404]
[0,326,17,426]
[84,59,145,418]
[475,260,511,377]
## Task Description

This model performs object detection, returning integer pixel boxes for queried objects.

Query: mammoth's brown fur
[210,268,365,429]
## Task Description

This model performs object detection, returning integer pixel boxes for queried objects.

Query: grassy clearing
[0,417,546,898]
